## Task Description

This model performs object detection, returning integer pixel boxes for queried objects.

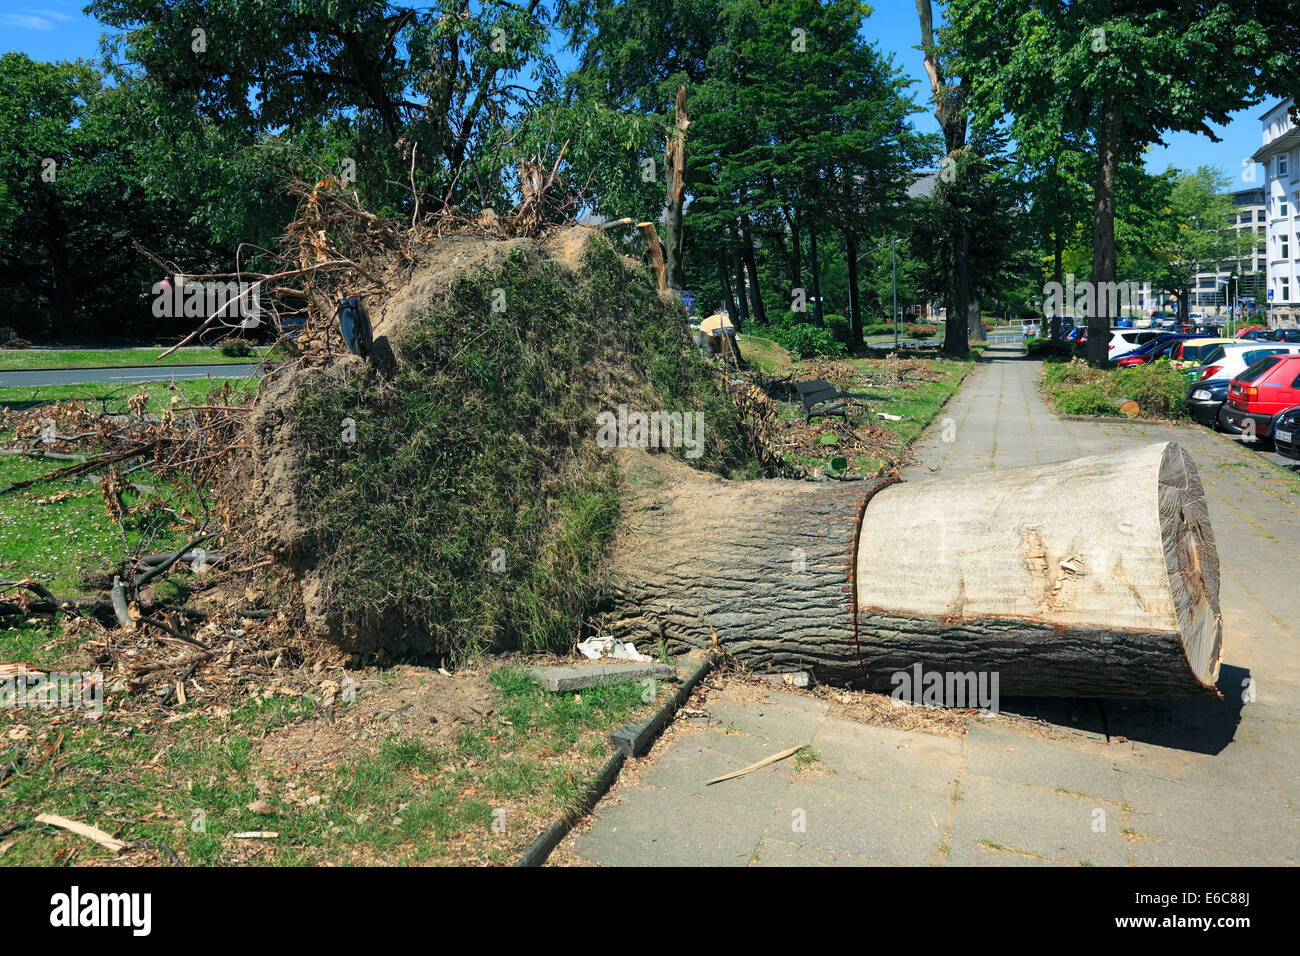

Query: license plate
[1278,429,1294,443]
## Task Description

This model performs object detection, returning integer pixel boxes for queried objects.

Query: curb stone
[514,651,716,867]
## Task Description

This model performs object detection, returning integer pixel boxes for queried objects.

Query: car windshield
[1201,346,1226,364]
[1238,356,1281,383]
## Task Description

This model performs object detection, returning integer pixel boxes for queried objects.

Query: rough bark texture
[600,450,897,681]
[604,442,1222,697]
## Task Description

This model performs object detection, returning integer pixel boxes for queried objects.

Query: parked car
[1218,353,1300,440]
[1235,324,1266,338]
[1169,337,1236,372]
[1114,333,1196,366]
[1108,328,1165,360]
[1186,378,1230,428]
[1273,404,1300,459]
[1263,328,1300,343]
[1193,342,1300,382]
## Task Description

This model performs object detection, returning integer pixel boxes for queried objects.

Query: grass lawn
[0,346,274,372]
[0,372,671,866]
[0,655,665,866]
[0,376,255,413]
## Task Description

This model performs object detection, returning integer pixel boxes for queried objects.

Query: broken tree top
[603,441,1222,697]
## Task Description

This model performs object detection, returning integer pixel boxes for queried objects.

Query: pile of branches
[0,381,258,620]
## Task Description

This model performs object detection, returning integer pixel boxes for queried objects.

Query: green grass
[0,378,245,601]
[0,346,273,371]
[0,660,661,866]
[285,238,758,661]
[0,376,252,413]
[739,334,793,374]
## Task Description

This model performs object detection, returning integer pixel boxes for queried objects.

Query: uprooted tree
[76,165,1219,700]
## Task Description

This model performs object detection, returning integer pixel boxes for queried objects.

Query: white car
[1193,341,1300,382]
[1108,329,1164,359]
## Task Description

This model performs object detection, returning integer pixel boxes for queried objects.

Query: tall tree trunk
[1051,227,1064,339]
[784,206,803,307]
[738,214,767,325]
[732,248,750,329]
[808,219,824,327]
[917,0,970,358]
[717,245,738,325]
[664,84,689,290]
[844,229,863,351]
[1088,92,1121,364]
[602,442,1222,697]
[946,219,971,356]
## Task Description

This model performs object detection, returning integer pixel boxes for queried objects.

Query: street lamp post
[859,235,900,351]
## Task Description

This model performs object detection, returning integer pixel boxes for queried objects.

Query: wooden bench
[795,379,849,423]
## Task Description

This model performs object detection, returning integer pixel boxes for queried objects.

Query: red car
[1218,353,1300,440]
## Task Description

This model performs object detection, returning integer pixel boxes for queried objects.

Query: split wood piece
[33,813,126,854]
[705,745,802,785]
[637,222,668,291]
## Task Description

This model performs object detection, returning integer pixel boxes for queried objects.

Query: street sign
[1268,289,1275,301]
[679,290,696,314]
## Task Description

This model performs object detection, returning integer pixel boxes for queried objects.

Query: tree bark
[602,442,1221,697]
[845,229,864,351]
[717,245,738,325]
[808,219,824,326]
[664,83,689,290]
[738,214,766,325]
[1088,91,1121,364]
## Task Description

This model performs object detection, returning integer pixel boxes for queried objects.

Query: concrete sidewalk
[558,345,1300,866]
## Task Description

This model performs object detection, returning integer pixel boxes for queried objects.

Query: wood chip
[704,745,802,785]
[34,813,126,854]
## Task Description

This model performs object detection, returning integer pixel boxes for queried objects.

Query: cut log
[602,442,1221,697]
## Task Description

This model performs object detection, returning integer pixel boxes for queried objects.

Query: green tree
[951,0,1287,362]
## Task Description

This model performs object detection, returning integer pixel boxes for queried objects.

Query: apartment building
[1251,98,1300,326]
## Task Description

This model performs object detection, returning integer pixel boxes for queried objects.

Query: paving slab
[703,688,829,743]
[947,775,1130,867]
[1119,774,1299,863]
[769,775,950,866]
[571,785,769,867]
[963,722,1122,801]
[527,661,677,692]
[751,837,889,867]
[641,729,794,810]
[811,717,963,795]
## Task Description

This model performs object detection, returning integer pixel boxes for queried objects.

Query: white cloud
[1,14,55,30]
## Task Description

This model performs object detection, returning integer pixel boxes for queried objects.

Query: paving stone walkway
[558,345,1300,866]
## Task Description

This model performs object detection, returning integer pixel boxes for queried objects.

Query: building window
[1281,154,1290,176]
[1259,209,1267,222]
[1282,278,1291,302]
[1282,237,1290,259]
[1281,197,1290,218]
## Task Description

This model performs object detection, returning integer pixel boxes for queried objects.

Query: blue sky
[0,0,1272,187]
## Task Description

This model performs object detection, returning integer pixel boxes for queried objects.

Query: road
[0,364,258,388]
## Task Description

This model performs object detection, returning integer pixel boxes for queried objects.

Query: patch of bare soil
[257,664,495,773]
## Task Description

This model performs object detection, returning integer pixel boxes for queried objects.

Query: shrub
[1115,360,1188,418]
[906,324,937,338]
[218,338,253,357]
[770,321,845,360]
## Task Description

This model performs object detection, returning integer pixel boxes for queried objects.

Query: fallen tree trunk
[601,442,1221,697]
